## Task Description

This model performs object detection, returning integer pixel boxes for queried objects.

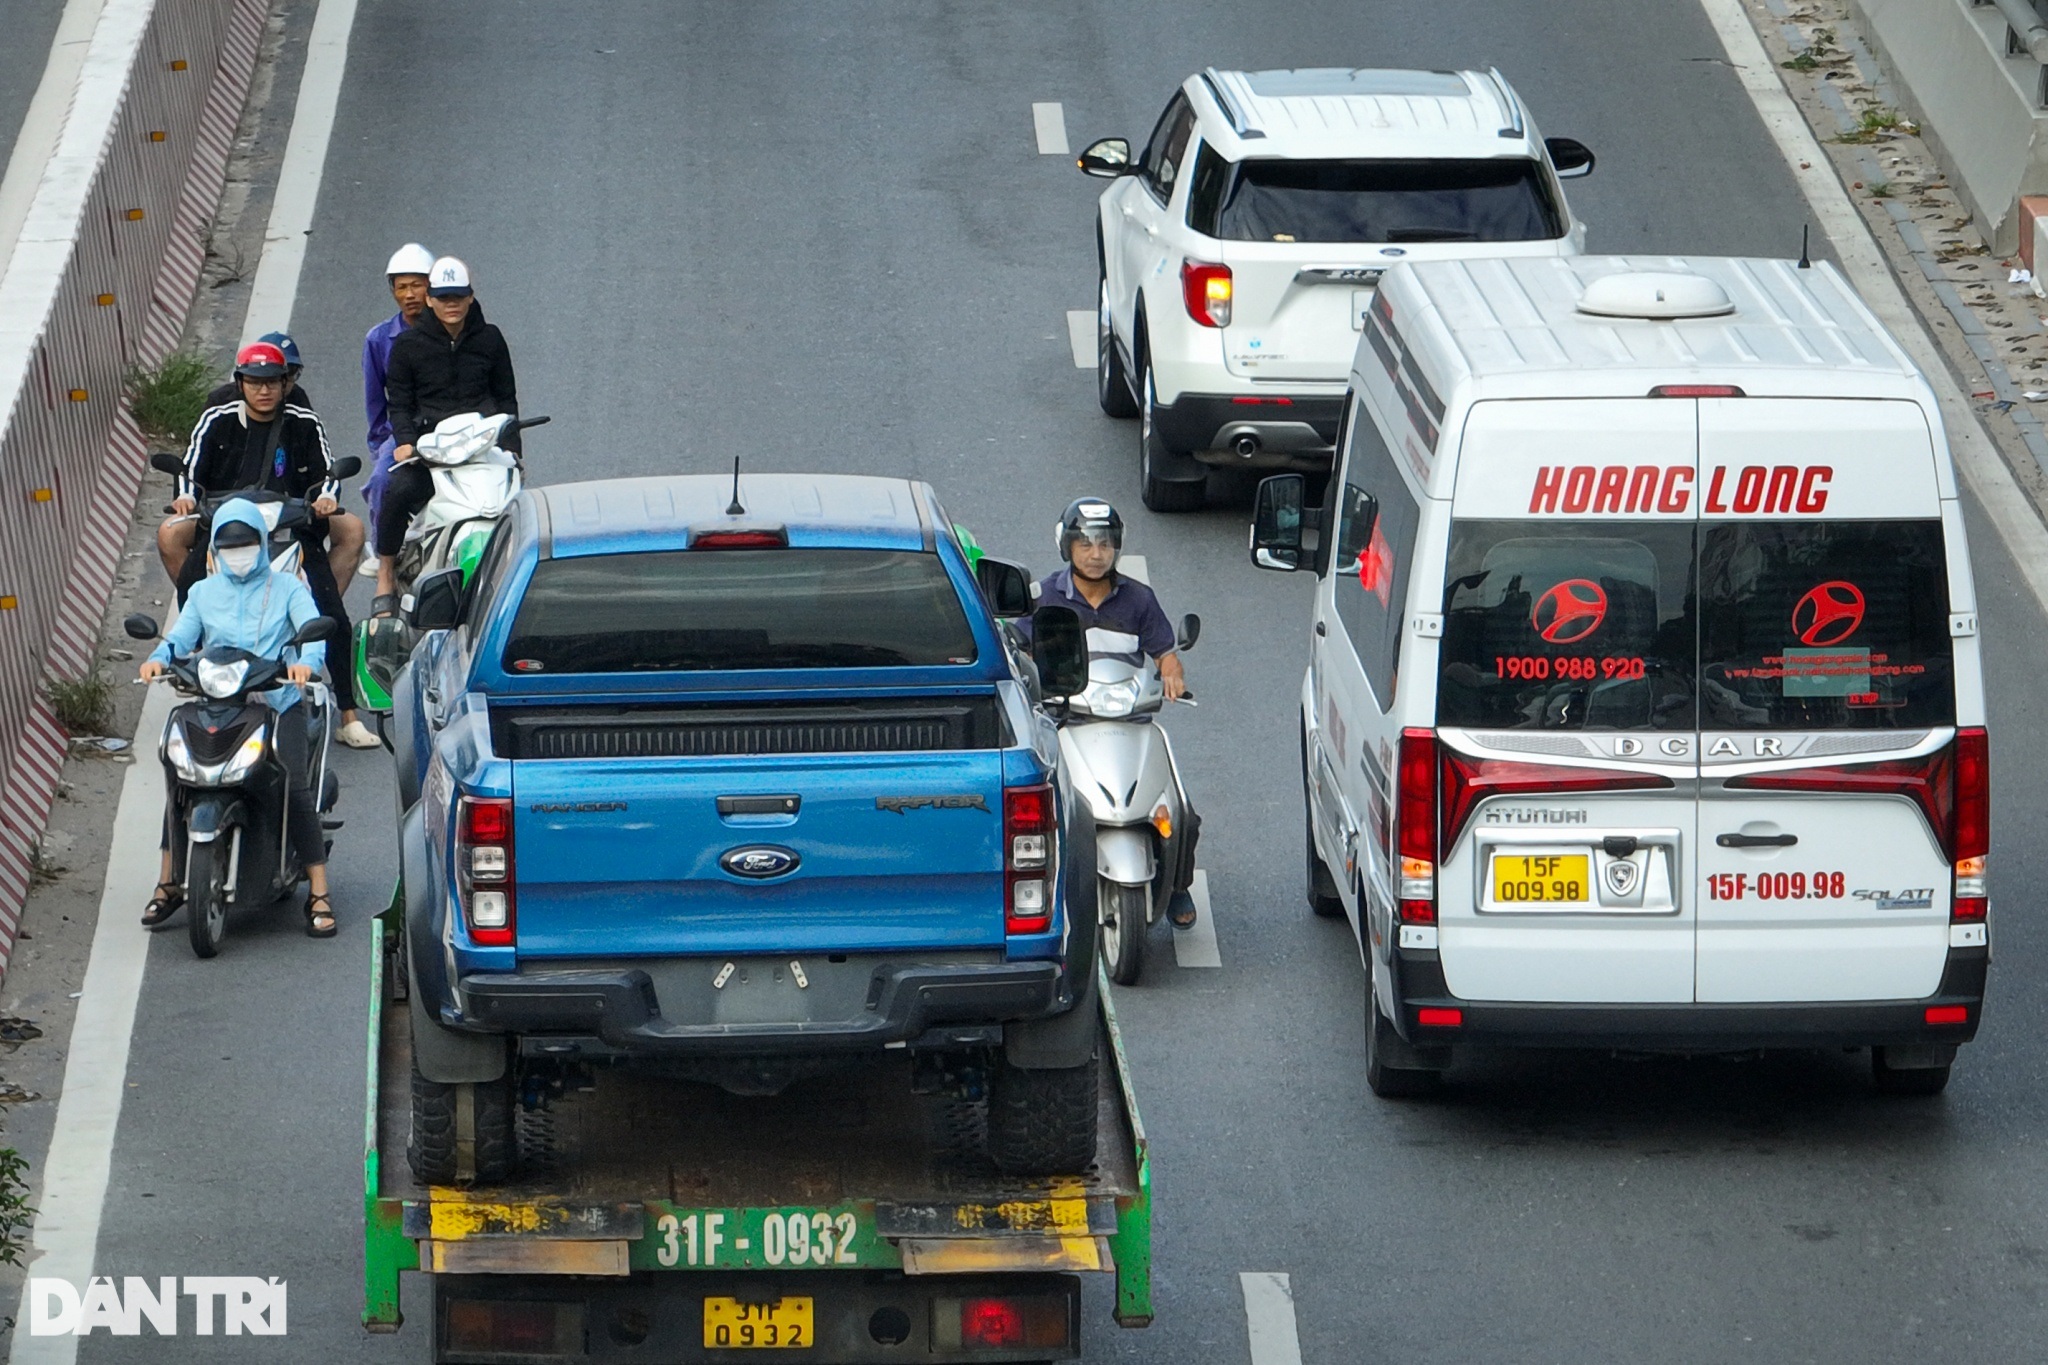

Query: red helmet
[233,341,288,380]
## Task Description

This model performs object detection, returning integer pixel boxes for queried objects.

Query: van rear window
[503,549,978,674]
[1699,522,1953,729]
[1438,521,1697,731]
[1187,150,1564,244]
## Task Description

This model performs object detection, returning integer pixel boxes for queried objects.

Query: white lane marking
[1065,309,1093,368]
[1032,101,1069,156]
[239,0,361,336]
[1697,0,2048,616]
[0,0,108,270]
[1118,553,1147,584]
[9,684,172,1365]
[1240,1271,1305,1365]
[1173,868,1220,968]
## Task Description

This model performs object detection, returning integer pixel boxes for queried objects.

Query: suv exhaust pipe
[1232,433,1262,459]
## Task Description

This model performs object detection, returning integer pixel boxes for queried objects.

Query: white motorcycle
[353,411,546,711]
[1055,614,1201,985]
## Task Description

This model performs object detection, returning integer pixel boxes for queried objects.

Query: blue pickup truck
[390,473,1102,1182]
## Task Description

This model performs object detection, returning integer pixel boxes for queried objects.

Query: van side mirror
[1176,613,1201,652]
[123,613,160,641]
[1250,475,1307,571]
[149,451,183,477]
[1029,606,1089,697]
[1077,137,1135,178]
[407,568,466,631]
[1546,136,1596,179]
[975,556,1033,618]
[330,454,363,480]
[293,616,340,645]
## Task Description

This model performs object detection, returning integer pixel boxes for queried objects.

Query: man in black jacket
[373,255,520,607]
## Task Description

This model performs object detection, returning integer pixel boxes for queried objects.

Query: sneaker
[356,558,379,579]
[335,719,381,749]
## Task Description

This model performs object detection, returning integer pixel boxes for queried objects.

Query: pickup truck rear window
[1187,150,1564,244]
[503,549,978,673]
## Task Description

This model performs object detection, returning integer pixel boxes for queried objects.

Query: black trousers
[161,704,323,868]
[374,461,435,558]
[175,530,356,713]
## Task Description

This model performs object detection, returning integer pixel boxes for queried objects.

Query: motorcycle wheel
[186,838,229,959]
[1099,875,1147,986]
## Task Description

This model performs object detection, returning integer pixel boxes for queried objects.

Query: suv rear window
[1699,521,1953,728]
[504,549,978,673]
[1439,520,1698,731]
[1187,150,1564,244]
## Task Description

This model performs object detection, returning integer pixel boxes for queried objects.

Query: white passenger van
[1248,256,1989,1097]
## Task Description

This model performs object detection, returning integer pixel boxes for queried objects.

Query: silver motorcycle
[1056,615,1200,985]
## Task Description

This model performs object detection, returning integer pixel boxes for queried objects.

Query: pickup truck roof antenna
[1798,224,1812,269]
[726,456,745,515]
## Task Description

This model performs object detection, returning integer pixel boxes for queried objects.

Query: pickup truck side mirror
[148,451,183,478]
[123,613,160,640]
[1077,137,1135,178]
[1546,136,1596,179]
[407,567,466,631]
[330,454,363,480]
[293,616,340,645]
[1030,606,1089,697]
[1176,613,1201,652]
[1250,475,1308,572]
[975,556,1033,617]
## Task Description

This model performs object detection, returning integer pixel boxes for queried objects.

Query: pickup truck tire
[1100,877,1146,985]
[407,1062,516,1186]
[1365,959,1443,1099]
[986,1051,1100,1176]
[390,670,421,813]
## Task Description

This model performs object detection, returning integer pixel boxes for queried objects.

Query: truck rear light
[1438,750,1673,854]
[442,1297,582,1355]
[1648,384,1746,398]
[1397,729,1436,924]
[931,1294,1072,1351]
[1952,727,1988,921]
[1181,260,1232,328]
[457,795,516,947]
[1925,1005,1969,1026]
[1004,784,1055,935]
[1416,1007,1463,1028]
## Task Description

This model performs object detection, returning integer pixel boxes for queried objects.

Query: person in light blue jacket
[138,499,338,937]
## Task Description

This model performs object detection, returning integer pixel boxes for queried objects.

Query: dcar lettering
[1528,465,1693,515]
[1702,464,1831,514]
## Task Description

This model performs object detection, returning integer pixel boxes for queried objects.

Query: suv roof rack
[1200,68,1265,140]
[1485,67,1525,140]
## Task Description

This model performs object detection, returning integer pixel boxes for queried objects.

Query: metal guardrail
[0,0,267,973]
[1980,0,2048,100]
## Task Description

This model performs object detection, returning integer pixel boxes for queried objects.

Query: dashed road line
[1240,1271,1306,1365]
[1031,101,1069,156]
[1064,309,1093,368]
[1173,868,1221,968]
[1118,553,1147,584]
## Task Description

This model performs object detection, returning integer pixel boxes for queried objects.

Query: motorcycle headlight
[1085,679,1140,718]
[162,726,201,783]
[219,726,268,784]
[197,657,249,699]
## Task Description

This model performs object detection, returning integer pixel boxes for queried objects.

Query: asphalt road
[0,0,66,188]
[71,1,2048,1361]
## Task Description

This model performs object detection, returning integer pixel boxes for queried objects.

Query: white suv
[1081,67,1594,511]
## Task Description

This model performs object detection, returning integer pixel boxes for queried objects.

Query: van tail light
[1438,750,1674,855]
[1396,730,1437,924]
[457,796,515,947]
[1004,784,1054,935]
[1181,261,1233,328]
[1725,734,1986,919]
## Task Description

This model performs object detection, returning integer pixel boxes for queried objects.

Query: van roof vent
[1575,271,1735,321]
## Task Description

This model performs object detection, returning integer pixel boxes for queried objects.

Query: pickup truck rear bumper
[453,953,1069,1055]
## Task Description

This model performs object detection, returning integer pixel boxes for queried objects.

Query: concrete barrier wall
[1850,0,2048,253]
[0,0,267,973]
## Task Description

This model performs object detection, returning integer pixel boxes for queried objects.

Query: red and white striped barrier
[0,0,268,975]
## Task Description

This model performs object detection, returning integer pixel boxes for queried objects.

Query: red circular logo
[1532,578,1608,645]
[1792,580,1865,646]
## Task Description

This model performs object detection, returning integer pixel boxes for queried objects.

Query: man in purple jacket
[358,243,434,559]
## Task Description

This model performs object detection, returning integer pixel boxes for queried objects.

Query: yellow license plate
[703,1296,812,1349]
[1491,853,1590,904]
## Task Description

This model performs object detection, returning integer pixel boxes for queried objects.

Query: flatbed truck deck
[364,909,1153,1362]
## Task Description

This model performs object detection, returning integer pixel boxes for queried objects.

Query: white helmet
[385,242,434,278]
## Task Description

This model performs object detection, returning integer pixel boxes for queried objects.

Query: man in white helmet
[358,243,434,545]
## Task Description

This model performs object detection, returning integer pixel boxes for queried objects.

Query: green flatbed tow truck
[363,906,1153,1362]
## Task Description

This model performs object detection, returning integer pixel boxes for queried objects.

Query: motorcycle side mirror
[1250,474,1308,572]
[975,556,1033,618]
[1176,613,1201,652]
[408,567,466,631]
[293,616,340,645]
[123,613,160,640]
[511,414,552,431]
[1029,606,1089,698]
[148,452,183,478]
[330,454,363,480]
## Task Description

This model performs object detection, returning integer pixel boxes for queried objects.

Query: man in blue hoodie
[138,500,338,937]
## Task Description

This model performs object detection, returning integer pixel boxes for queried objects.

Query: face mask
[217,545,262,577]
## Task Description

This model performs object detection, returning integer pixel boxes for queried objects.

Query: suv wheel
[1096,277,1138,418]
[986,1051,1100,1175]
[1365,958,1442,1098]
[1139,362,1205,513]
[408,1060,517,1185]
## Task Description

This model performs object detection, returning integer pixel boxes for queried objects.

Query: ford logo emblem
[1380,247,1407,257]
[721,845,800,879]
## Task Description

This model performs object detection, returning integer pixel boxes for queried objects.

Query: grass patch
[1859,105,1904,134]
[45,669,114,736]
[124,349,215,447]
[0,1146,30,1268]
[1869,180,1893,198]
[1781,52,1819,72]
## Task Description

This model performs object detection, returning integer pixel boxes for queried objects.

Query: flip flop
[369,593,400,620]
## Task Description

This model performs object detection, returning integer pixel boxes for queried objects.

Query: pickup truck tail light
[1181,261,1232,328]
[1004,784,1054,935]
[1396,729,1436,925]
[458,795,515,947]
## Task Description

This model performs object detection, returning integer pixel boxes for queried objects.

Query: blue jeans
[363,437,397,529]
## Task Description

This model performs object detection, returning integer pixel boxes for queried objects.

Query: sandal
[1167,890,1199,930]
[141,882,184,929]
[304,892,338,938]
[369,593,400,620]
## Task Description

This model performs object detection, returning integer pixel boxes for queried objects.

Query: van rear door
[1693,399,1955,1002]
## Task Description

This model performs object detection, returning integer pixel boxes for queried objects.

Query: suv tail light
[1004,784,1054,935]
[1439,750,1674,855]
[1181,261,1232,328]
[1396,730,1436,924]
[1725,729,1988,921]
[457,795,515,947]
